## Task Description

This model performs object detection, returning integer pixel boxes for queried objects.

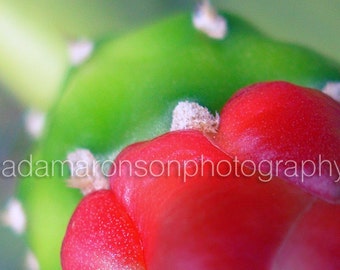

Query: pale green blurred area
[222,0,340,62]
[0,1,339,269]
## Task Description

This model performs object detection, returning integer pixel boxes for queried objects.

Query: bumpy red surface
[215,81,340,203]
[109,130,316,269]
[61,190,145,270]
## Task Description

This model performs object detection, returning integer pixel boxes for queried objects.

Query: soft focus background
[0,0,339,269]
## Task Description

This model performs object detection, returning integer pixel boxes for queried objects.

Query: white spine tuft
[66,149,109,195]
[171,101,219,133]
[192,0,227,39]
[24,109,46,139]
[322,82,340,102]
[1,197,26,234]
[68,39,94,66]
[24,250,40,270]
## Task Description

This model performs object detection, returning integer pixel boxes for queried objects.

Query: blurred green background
[0,0,339,269]
[0,0,339,111]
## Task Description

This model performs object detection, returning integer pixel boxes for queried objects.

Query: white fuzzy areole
[1,197,26,234]
[68,39,94,66]
[66,149,109,195]
[192,0,227,39]
[24,109,46,139]
[171,101,219,133]
[322,82,340,102]
[25,250,40,270]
